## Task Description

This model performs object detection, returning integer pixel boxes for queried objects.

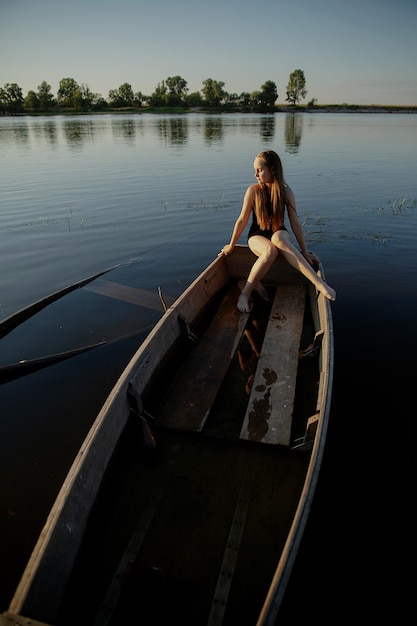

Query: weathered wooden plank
[157,284,250,431]
[240,284,306,446]
[207,461,254,625]
[83,278,175,311]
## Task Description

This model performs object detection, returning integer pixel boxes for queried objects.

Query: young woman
[219,150,336,312]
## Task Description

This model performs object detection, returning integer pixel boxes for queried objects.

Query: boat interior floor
[58,420,310,626]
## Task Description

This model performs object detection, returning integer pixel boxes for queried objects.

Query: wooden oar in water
[0,265,122,340]
[0,326,155,384]
[0,265,176,383]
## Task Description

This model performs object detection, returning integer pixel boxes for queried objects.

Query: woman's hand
[218,244,234,257]
[303,250,320,269]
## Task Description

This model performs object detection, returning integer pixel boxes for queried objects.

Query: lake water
[1,112,416,318]
[1,112,416,622]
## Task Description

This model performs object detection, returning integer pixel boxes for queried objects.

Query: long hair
[254,150,287,231]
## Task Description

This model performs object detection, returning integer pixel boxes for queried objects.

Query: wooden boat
[3,245,333,626]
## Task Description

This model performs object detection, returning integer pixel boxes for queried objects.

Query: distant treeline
[0,71,312,114]
[2,74,415,115]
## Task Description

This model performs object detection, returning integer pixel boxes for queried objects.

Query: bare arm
[286,185,319,266]
[220,185,255,255]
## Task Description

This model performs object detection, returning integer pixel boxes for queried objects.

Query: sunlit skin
[220,152,336,312]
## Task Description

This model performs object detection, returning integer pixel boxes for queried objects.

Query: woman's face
[253,157,273,184]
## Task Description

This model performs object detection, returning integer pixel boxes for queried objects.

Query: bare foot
[237,293,252,313]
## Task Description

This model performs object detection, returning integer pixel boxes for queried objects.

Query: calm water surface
[1,112,416,318]
[1,113,416,622]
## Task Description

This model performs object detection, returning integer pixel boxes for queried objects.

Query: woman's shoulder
[244,183,258,198]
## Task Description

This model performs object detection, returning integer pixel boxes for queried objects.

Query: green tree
[249,91,261,107]
[91,94,108,110]
[118,83,134,105]
[201,78,226,108]
[0,82,24,113]
[165,76,188,98]
[238,92,251,107]
[81,84,94,109]
[286,69,307,106]
[24,90,40,111]
[57,77,79,107]
[259,80,278,108]
[108,83,134,107]
[133,91,144,107]
[185,91,203,107]
[148,81,168,107]
[108,88,120,106]
[144,76,188,107]
[70,84,94,110]
[223,92,240,110]
[37,81,55,110]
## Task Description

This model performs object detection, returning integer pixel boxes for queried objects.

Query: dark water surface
[1,113,416,622]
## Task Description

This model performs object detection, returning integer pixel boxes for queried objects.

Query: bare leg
[237,237,278,312]
[271,231,336,300]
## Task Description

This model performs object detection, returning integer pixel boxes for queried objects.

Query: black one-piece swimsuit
[247,201,287,241]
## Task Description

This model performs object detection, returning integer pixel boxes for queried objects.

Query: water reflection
[204,117,224,145]
[284,113,304,153]
[111,117,138,143]
[30,120,59,148]
[0,113,307,152]
[43,121,58,146]
[157,117,189,146]
[259,116,275,143]
[0,120,30,146]
[62,119,95,150]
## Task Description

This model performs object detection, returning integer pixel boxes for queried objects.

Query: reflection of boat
[5,245,333,626]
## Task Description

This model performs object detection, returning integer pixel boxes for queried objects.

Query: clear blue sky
[1,0,416,105]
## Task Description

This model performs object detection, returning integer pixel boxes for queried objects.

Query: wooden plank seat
[240,284,306,446]
[156,283,250,432]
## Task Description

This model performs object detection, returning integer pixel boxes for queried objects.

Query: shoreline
[290,104,417,113]
[2,104,417,116]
